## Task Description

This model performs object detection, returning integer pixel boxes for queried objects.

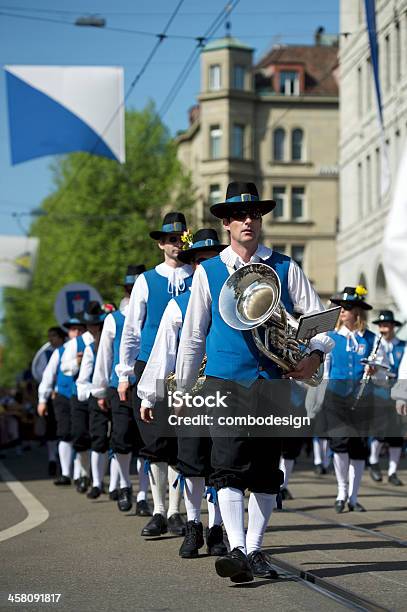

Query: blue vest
[110,310,125,389]
[173,291,191,342]
[71,335,86,397]
[138,269,193,362]
[327,328,376,397]
[202,252,293,386]
[374,338,406,401]
[55,345,73,399]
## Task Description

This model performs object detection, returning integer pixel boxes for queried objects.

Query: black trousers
[89,396,110,453]
[44,398,57,441]
[281,437,304,460]
[71,396,91,453]
[176,435,212,479]
[53,393,72,442]
[132,360,177,465]
[108,387,142,455]
[374,437,404,447]
[325,391,369,460]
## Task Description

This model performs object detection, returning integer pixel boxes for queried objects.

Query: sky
[0,0,339,236]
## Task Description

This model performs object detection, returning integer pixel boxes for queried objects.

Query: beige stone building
[177,33,339,301]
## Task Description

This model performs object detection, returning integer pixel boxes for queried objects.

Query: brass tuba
[219,263,340,387]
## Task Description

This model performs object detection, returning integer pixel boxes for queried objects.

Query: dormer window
[279,70,299,95]
[209,64,221,91]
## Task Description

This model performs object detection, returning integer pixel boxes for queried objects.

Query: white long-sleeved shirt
[117,262,192,382]
[76,344,95,402]
[91,303,129,399]
[38,348,59,403]
[175,245,334,390]
[60,330,94,377]
[391,347,407,401]
[137,298,183,408]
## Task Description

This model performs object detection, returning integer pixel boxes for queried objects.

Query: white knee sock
[167,465,182,517]
[78,451,90,477]
[207,493,222,528]
[91,451,107,488]
[333,452,349,501]
[149,462,167,516]
[183,477,205,522]
[246,492,276,555]
[313,438,322,465]
[217,487,246,554]
[388,447,402,476]
[348,459,365,505]
[369,439,382,465]
[73,454,81,480]
[322,439,331,468]
[109,456,120,492]
[115,453,132,488]
[136,458,149,502]
[280,457,295,489]
[47,440,58,462]
[58,441,73,477]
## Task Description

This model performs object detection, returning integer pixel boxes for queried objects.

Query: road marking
[0,461,49,543]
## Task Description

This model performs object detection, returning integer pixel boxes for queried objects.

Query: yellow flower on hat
[355,285,368,297]
[181,229,194,250]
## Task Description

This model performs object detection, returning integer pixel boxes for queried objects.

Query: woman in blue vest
[369,310,406,486]
[117,212,193,538]
[175,182,334,583]
[138,228,228,559]
[326,286,382,513]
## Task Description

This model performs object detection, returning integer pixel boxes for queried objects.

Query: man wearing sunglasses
[175,181,334,583]
[117,212,193,538]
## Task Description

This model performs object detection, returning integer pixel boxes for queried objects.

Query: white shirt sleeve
[76,345,95,402]
[288,261,335,354]
[38,349,59,403]
[91,314,116,399]
[391,347,407,401]
[138,299,183,408]
[60,337,80,376]
[117,274,148,382]
[175,265,211,391]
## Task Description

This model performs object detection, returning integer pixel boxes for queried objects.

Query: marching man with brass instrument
[175,182,335,583]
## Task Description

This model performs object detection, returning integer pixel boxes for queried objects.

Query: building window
[208,184,221,206]
[279,70,299,95]
[209,125,222,159]
[232,124,245,159]
[357,161,363,219]
[291,187,305,219]
[209,64,221,91]
[273,128,285,161]
[375,147,380,208]
[273,244,286,254]
[233,65,245,89]
[366,57,372,111]
[291,128,303,161]
[292,245,304,268]
[272,186,286,219]
[385,35,391,91]
[395,22,401,80]
[366,155,371,211]
[357,65,362,117]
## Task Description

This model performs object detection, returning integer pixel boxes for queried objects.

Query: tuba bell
[219,263,340,387]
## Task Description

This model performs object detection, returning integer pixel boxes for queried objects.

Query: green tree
[1,104,195,385]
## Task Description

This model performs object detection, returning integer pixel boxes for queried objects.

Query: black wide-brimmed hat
[330,286,372,311]
[118,264,146,286]
[177,228,227,264]
[372,309,402,326]
[79,301,106,326]
[149,212,187,240]
[210,181,276,219]
[62,316,86,329]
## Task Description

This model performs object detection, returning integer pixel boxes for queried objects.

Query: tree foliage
[1,104,195,385]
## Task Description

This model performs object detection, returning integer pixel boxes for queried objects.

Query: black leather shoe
[280,487,293,500]
[348,501,366,512]
[53,475,71,486]
[215,548,253,583]
[167,513,186,536]
[76,476,90,493]
[117,487,133,512]
[388,473,403,486]
[247,550,279,579]
[179,521,204,558]
[135,499,152,516]
[48,461,57,477]
[206,525,228,556]
[87,486,102,499]
[369,463,382,482]
[109,489,119,501]
[141,514,167,536]
[334,499,346,513]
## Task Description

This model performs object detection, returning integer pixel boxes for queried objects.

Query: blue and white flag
[4,65,125,165]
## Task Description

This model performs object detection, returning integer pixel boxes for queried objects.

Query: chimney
[315,26,324,45]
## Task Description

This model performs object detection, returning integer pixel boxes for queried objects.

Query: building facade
[338,0,407,312]
[177,33,339,301]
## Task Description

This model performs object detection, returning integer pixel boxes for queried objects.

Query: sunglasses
[230,209,262,221]
[165,235,183,244]
[341,303,357,311]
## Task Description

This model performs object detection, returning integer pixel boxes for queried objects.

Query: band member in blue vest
[118,212,193,537]
[92,265,152,514]
[175,182,333,583]
[36,326,67,476]
[326,287,386,513]
[369,310,406,486]
[391,349,407,415]
[138,228,228,558]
